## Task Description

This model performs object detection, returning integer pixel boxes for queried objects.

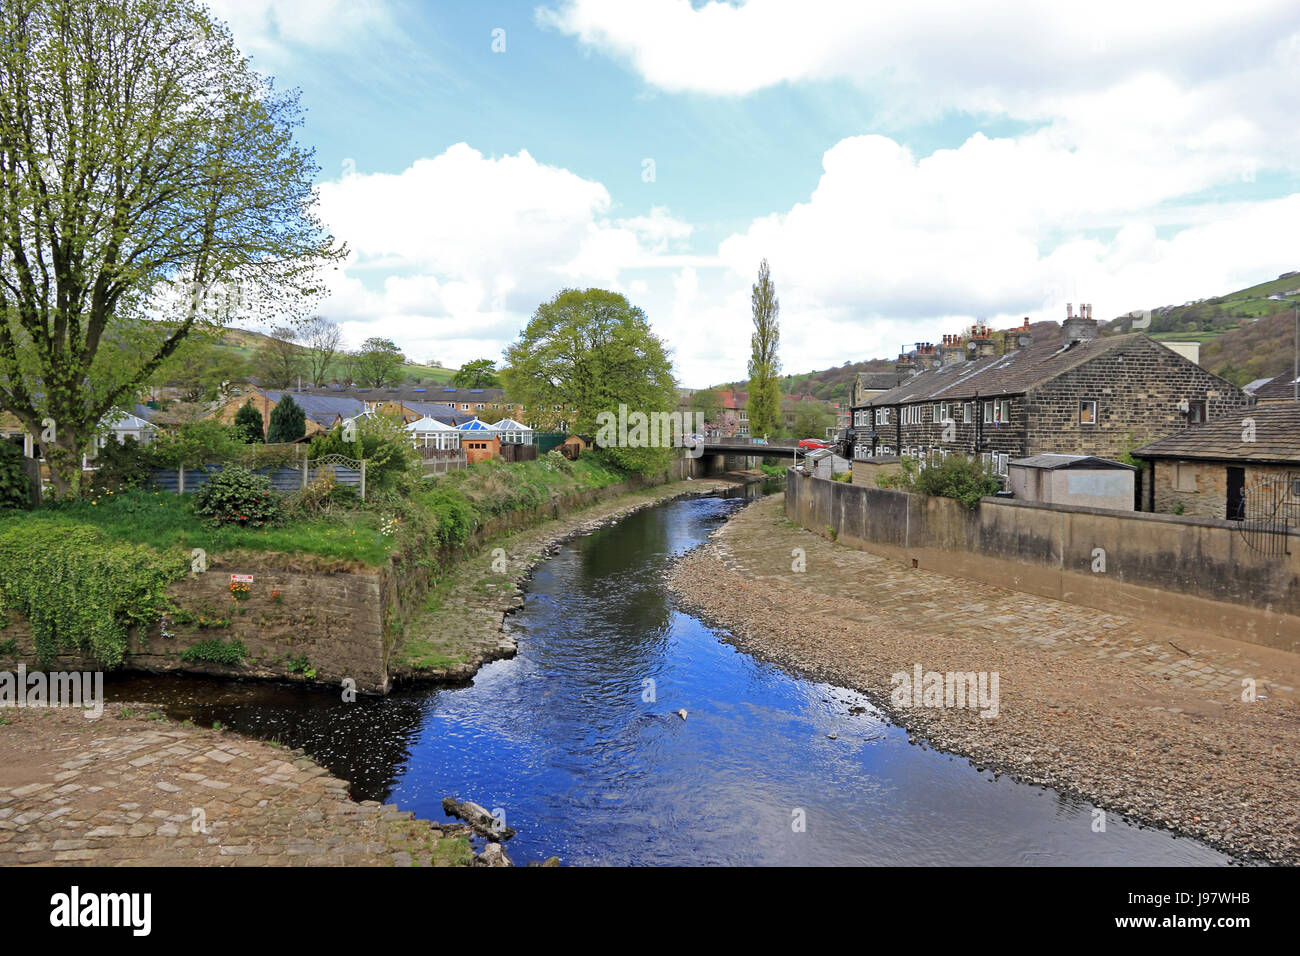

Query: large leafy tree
[689,387,722,425]
[354,336,404,387]
[452,358,500,388]
[746,259,782,438]
[502,288,677,471]
[301,315,340,386]
[0,0,341,495]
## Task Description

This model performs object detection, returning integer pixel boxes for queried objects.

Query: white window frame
[983,401,993,424]
[963,402,973,424]
[1080,400,1098,425]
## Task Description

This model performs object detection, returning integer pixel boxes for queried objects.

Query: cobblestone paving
[0,705,472,867]
[670,495,1300,863]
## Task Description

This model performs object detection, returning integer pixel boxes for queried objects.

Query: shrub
[267,394,306,444]
[192,465,284,528]
[88,435,154,494]
[180,638,247,665]
[879,455,1001,510]
[309,412,417,493]
[149,420,244,469]
[542,448,573,474]
[0,440,30,512]
[287,465,357,516]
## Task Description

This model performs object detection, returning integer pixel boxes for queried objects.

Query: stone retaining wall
[786,469,1300,653]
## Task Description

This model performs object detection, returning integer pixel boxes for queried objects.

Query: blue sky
[208,0,1300,386]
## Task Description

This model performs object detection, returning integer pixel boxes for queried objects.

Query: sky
[205,0,1300,387]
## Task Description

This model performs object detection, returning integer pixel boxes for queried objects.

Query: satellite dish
[966,341,977,352]
[1017,335,1030,347]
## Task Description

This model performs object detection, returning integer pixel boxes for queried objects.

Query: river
[107,486,1233,865]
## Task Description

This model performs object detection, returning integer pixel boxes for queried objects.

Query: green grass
[1,488,395,566]
[425,453,628,519]
[430,833,474,867]
[213,329,458,386]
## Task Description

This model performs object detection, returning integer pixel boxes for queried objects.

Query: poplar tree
[746,259,782,438]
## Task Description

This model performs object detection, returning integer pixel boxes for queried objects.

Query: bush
[149,420,244,469]
[879,455,1001,510]
[179,638,247,666]
[88,436,154,494]
[0,440,30,512]
[309,412,417,493]
[287,465,357,516]
[192,465,284,528]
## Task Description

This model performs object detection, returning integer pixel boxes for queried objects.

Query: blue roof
[456,418,492,431]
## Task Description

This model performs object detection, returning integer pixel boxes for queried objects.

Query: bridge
[698,437,803,458]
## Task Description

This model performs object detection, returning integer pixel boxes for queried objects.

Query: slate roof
[263,391,364,428]
[391,400,474,425]
[1250,372,1300,401]
[856,371,907,391]
[859,329,1148,407]
[1009,454,1134,471]
[1132,403,1300,464]
[292,384,508,404]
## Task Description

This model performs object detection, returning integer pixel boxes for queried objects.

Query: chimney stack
[1062,302,1100,346]
[939,333,966,366]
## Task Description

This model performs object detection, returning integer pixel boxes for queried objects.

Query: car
[797,438,830,451]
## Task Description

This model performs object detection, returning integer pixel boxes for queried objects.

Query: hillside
[213,327,458,385]
[1104,271,1300,385]
[714,357,896,405]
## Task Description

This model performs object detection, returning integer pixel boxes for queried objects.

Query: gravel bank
[667,494,1300,865]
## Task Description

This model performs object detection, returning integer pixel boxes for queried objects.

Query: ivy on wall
[0,525,187,666]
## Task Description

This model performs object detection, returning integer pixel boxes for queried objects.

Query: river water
[108,487,1232,865]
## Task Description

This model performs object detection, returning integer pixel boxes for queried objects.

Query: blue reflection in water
[109,493,1233,866]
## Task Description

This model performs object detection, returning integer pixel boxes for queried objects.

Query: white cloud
[205,0,392,60]
[314,144,696,369]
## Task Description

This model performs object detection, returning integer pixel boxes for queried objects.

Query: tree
[746,259,782,438]
[502,288,677,471]
[232,398,264,443]
[354,337,404,387]
[689,387,722,425]
[156,339,248,403]
[0,0,341,495]
[302,316,341,387]
[789,399,834,440]
[266,393,305,444]
[452,358,501,388]
[251,325,303,389]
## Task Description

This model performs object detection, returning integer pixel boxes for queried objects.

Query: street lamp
[1268,293,1300,402]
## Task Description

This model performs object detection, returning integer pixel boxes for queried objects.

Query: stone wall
[0,455,702,693]
[1025,338,1247,458]
[1150,458,1295,520]
[786,470,1300,653]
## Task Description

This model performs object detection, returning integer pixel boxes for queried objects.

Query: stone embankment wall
[786,470,1300,653]
[0,457,702,693]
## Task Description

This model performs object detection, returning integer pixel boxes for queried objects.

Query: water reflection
[108,488,1234,866]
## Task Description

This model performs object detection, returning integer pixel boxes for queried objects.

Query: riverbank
[0,703,477,866]
[391,476,735,684]
[667,494,1300,865]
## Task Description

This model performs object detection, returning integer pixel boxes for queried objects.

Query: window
[1079,400,1097,425]
[983,401,993,424]
[1173,462,1197,493]
[963,403,973,424]
[476,403,485,410]
[992,399,1010,425]
[1188,400,1207,424]
[932,404,940,424]
[460,403,470,411]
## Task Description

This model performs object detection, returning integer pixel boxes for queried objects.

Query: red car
[798,438,830,451]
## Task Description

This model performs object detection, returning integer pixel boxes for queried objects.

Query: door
[1226,466,1246,520]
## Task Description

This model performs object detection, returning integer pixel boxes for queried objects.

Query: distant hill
[1104,271,1300,386]
[213,326,458,386]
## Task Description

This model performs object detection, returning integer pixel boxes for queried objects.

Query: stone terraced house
[849,307,1250,477]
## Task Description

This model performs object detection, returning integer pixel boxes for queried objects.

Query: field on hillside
[214,328,458,385]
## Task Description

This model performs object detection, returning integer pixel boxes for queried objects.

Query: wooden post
[178,464,185,495]
[360,459,366,501]
[302,456,309,490]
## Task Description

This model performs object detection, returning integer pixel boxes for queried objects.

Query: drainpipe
[895,405,901,456]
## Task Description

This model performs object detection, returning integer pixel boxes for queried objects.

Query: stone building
[1248,371,1300,405]
[848,306,1249,475]
[1132,403,1300,520]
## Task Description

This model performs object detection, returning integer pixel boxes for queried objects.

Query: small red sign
[230,574,254,584]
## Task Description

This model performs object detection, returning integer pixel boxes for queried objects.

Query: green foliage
[747,259,782,438]
[355,337,405,387]
[415,486,478,548]
[0,524,186,666]
[286,654,317,678]
[452,359,501,388]
[0,440,30,511]
[0,0,342,497]
[233,400,265,443]
[267,393,306,444]
[309,412,416,493]
[192,466,284,528]
[148,420,245,469]
[88,436,155,494]
[502,288,677,444]
[179,638,248,666]
[880,456,1002,510]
